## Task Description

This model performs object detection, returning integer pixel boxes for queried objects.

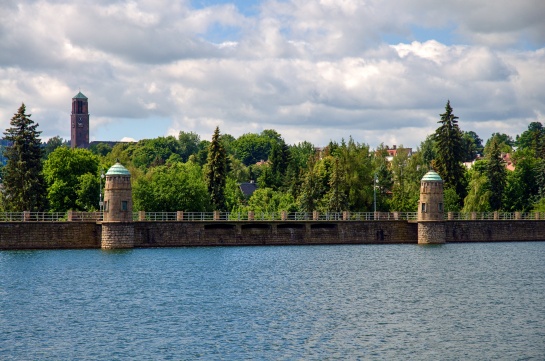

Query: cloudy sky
[1,0,544,148]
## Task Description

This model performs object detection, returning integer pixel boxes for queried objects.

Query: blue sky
[1,0,544,148]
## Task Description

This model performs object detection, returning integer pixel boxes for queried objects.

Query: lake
[1,243,544,360]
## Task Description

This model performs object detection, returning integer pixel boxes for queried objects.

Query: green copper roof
[106,162,131,176]
[73,91,88,99]
[422,170,442,182]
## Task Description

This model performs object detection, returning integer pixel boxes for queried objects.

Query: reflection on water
[1,243,544,360]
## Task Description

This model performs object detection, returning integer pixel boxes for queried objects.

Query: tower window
[421,203,427,212]
[121,201,128,211]
[104,201,109,212]
[438,203,443,212]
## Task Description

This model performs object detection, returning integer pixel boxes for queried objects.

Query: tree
[43,147,100,212]
[43,136,66,159]
[206,127,227,210]
[178,131,201,162]
[133,161,210,212]
[2,104,47,211]
[486,138,507,211]
[515,122,544,158]
[326,158,348,211]
[462,131,483,161]
[433,100,467,202]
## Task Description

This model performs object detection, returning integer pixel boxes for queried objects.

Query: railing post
[515,212,522,220]
[281,211,287,221]
[374,212,380,220]
[535,212,540,220]
[313,211,319,220]
[343,211,349,221]
[177,211,184,221]
[23,211,30,222]
[248,211,254,221]
[213,211,220,221]
[494,211,499,220]
[447,212,454,220]
[67,210,74,222]
[471,212,477,220]
[138,211,146,221]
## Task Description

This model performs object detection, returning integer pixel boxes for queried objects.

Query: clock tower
[71,91,90,148]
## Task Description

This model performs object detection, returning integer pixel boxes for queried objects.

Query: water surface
[1,243,544,360]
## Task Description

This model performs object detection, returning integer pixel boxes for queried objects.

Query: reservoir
[1,243,544,360]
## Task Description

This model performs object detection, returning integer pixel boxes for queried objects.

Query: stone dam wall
[1,220,545,250]
[0,222,101,250]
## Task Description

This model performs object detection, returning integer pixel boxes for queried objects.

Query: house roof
[239,182,258,198]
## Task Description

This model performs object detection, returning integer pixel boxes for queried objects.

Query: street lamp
[373,173,378,213]
[99,169,105,211]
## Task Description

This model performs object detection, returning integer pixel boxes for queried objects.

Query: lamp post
[373,173,378,214]
[99,169,105,211]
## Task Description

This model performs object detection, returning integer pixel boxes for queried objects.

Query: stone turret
[101,162,134,249]
[418,170,444,221]
[417,170,445,244]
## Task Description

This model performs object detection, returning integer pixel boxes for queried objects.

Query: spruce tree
[2,104,47,211]
[434,100,467,202]
[486,138,506,211]
[206,126,227,211]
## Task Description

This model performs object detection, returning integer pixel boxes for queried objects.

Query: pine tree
[206,126,227,211]
[2,104,47,211]
[486,138,506,210]
[434,100,467,201]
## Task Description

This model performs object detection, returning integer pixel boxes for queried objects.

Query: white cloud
[0,0,544,149]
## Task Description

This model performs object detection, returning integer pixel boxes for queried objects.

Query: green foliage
[326,157,348,212]
[503,151,538,212]
[43,147,100,212]
[2,104,47,211]
[515,122,544,157]
[485,133,514,155]
[235,188,297,215]
[43,136,67,159]
[486,138,507,211]
[133,161,210,212]
[461,131,483,161]
[224,177,245,212]
[89,142,113,157]
[178,131,202,162]
[231,130,281,166]
[206,127,227,211]
[433,100,467,202]
[443,187,461,212]
[130,136,182,169]
[462,167,491,212]
[420,135,436,167]
[389,147,426,212]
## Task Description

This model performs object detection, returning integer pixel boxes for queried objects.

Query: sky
[1,0,544,149]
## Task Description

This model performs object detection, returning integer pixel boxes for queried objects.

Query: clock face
[77,116,83,127]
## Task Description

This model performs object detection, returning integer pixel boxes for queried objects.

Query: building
[71,91,90,149]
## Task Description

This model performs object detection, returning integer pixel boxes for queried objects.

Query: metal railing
[0,211,544,222]
[445,212,545,221]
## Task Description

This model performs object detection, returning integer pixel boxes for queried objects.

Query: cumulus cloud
[0,0,544,149]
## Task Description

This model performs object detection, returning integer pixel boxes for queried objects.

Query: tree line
[2,101,545,214]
